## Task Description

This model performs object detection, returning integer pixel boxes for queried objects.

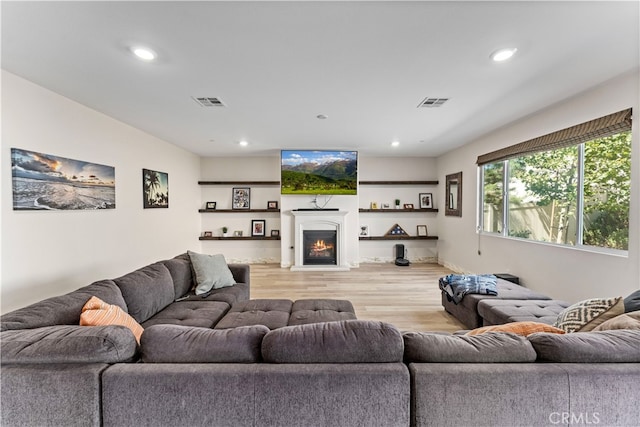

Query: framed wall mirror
[445,172,462,217]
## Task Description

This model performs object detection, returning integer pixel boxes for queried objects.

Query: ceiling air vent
[192,97,226,107]
[418,97,449,108]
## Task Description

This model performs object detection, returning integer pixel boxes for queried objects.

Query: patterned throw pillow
[553,297,624,333]
[80,296,144,343]
[466,321,565,336]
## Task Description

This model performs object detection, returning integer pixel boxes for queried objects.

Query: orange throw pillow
[466,321,566,337]
[80,296,143,344]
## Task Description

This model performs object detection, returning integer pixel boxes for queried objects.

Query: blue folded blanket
[439,274,498,304]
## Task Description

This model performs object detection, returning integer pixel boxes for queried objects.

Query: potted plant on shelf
[222,226,229,237]
[395,199,401,209]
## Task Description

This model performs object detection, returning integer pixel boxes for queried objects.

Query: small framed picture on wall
[251,219,266,236]
[232,187,250,210]
[419,193,433,209]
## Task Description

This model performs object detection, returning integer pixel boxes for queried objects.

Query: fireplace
[291,210,349,271]
[303,230,337,265]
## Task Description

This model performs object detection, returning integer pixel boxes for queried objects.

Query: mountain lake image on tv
[281,150,357,195]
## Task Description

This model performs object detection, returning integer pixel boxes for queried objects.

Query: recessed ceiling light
[239,140,249,147]
[391,141,400,147]
[491,48,517,62]
[316,114,328,120]
[130,46,157,61]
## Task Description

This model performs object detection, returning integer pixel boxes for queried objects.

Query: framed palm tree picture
[143,169,169,208]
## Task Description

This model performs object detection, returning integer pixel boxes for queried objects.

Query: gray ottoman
[441,279,551,329]
[288,299,357,326]
[477,299,570,326]
[215,299,293,330]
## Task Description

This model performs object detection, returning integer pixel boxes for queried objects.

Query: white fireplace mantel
[291,210,350,271]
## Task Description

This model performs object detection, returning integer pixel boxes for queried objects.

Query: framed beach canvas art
[11,148,115,210]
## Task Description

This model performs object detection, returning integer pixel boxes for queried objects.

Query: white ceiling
[2,1,638,158]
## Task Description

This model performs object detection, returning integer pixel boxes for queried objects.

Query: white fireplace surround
[291,210,350,271]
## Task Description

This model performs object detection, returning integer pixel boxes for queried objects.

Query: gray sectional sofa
[2,254,640,427]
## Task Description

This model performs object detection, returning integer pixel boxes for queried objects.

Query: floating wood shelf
[198,181,280,185]
[199,209,281,213]
[359,208,438,213]
[199,236,281,241]
[359,180,438,185]
[359,236,438,241]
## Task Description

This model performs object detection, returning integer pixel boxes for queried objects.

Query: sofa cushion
[1,325,137,364]
[80,296,144,343]
[181,283,250,305]
[288,299,357,326]
[188,251,236,295]
[0,280,127,332]
[477,299,569,326]
[624,289,640,313]
[141,324,268,363]
[466,321,565,337]
[142,301,230,329]
[162,255,194,299]
[114,262,174,323]
[553,297,624,333]
[403,331,537,363]
[528,329,640,362]
[592,311,640,331]
[215,299,292,330]
[262,320,403,363]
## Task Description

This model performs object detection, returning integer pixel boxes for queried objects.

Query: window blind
[476,108,632,166]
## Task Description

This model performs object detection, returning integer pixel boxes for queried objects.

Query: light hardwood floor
[250,263,465,332]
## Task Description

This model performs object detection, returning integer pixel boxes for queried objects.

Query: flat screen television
[281,150,357,195]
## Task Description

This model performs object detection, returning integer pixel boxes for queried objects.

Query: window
[478,109,632,252]
[481,162,503,234]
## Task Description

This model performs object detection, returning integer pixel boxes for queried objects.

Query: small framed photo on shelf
[382,203,391,209]
[360,225,369,236]
[233,230,243,237]
[403,203,414,209]
[203,231,213,237]
[271,229,280,237]
[205,201,217,210]
[417,225,428,236]
[232,187,250,210]
[419,193,433,209]
[251,219,266,236]
[267,201,279,210]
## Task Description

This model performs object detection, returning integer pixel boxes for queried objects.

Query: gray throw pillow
[528,329,640,362]
[403,331,537,363]
[624,289,640,313]
[188,251,236,295]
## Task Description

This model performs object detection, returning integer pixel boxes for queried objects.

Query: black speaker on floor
[394,244,410,266]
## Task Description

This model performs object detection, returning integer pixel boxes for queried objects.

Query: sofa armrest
[1,325,138,364]
[228,264,250,286]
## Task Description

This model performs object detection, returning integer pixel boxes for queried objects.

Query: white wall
[198,155,438,266]
[358,156,439,263]
[1,71,201,313]
[436,71,640,303]
[199,156,282,263]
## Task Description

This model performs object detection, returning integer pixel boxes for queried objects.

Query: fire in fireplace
[303,230,337,265]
